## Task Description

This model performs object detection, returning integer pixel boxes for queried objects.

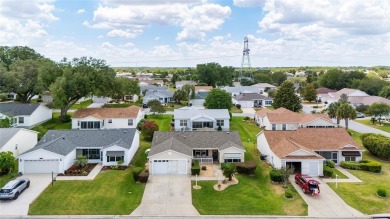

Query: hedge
[340,161,361,170]
[361,133,390,160]
[323,165,333,177]
[138,171,149,183]
[270,169,283,182]
[341,160,382,173]
[132,167,143,182]
[325,160,335,168]
[191,160,200,175]
[235,162,257,175]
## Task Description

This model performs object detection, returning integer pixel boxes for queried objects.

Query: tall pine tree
[272,81,302,112]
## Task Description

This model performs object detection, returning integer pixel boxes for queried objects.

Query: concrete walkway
[131,175,199,216]
[56,164,102,181]
[322,166,362,183]
[190,164,223,181]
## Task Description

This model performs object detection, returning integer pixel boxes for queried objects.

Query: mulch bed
[101,166,128,171]
[57,163,97,176]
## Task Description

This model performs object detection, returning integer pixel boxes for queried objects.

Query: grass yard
[29,168,145,215]
[32,112,72,138]
[0,161,18,188]
[354,119,390,133]
[331,167,348,179]
[103,103,137,108]
[164,102,187,111]
[230,106,243,113]
[70,99,93,109]
[192,116,308,215]
[327,130,390,214]
[146,114,172,131]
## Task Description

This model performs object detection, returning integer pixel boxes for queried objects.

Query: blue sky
[0,0,389,67]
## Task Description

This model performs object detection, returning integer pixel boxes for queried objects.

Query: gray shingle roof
[224,86,260,94]
[0,128,21,149]
[149,131,245,157]
[140,85,168,92]
[23,129,137,156]
[174,109,229,119]
[145,90,173,98]
[0,103,41,116]
[234,93,272,101]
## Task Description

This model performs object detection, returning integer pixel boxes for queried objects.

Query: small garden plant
[377,188,387,198]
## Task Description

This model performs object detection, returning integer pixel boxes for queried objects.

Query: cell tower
[239,36,254,82]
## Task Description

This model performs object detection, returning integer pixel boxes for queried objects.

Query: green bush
[359,160,382,173]
[361,133,390,160]
[325,160,335,168]
[285,189,294,199]
[59,114,71,122]
[270,169,283,182]
[323,165,333,177]
[340,161,361,170]
[191,160,200,175]
[132,167,143,182]
[217,125,222,131]
[138,171,149,183]
[201,166,207,170]
[235,162,257,175]
[377,188,387,197]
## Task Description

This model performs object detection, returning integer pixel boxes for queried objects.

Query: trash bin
[260,155,267,160]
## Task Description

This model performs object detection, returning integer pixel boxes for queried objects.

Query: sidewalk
[56,164,102,181]
[190,164,223,181]
[322,166,362,183]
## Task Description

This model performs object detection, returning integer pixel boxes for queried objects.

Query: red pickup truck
[295,174,320,195]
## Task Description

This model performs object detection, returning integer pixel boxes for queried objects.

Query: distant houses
[173,109,230,131]
[0,103,52,128]
[318,88,390,106]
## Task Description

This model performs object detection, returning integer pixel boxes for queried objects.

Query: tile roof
[0,103,41,116]
[255,107,333,124]
[174,109,230,119]
[73,106,140,119]
[149,131,245,157]
[234,93,272,101]
[195,86,213,92]
[23,129,137,156]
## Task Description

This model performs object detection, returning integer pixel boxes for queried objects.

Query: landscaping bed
[101,166,127,171]
[58,163,97,176]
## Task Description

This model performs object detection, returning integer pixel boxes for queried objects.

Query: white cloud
[107,29,143,38]
[233,0,265,7]
[154,36,160,41]
[77,9,86,14]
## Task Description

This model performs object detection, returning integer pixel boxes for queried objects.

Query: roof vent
[62,137,65,140]
[124,130,127,133]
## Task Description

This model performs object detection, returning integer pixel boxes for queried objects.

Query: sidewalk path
[56,164,102,181]
[322,166,362,183]
[333,119,390,137]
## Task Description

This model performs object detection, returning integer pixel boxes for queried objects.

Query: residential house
[251,83,276,92]
[92,96,112,104]
[295,71,306,77]
[140,85,168,95]
[318,88,390,106]
[224,86,261,97]
[143,90,174,104]
[175,80,197,89]
[257,128,363,176]
[139,80,164,87]
[0,103,52,128]
[233,93,273,108]
[18,129,139,174]
[7,92,17,100]
[148,131,245,175]
[173,109,230,131]
[72,106,143,130]
[316,87,337,95]
[285,72,294,77]
[123,94,139,102]
[0,128,38,157]
[189,86,213,107]
[255,107,336,130]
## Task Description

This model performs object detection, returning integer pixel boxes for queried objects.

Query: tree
[0,151,15,174]
[182,84,195,99]
[336,103,356,130]
[173,89,187,104]
[271,71,287,86]
[327,102,341,125]
[74,155,88,169]
[319,69,346,90]
[267,89,278,98]
[339,93,349,104]
[221,162,236,181]
[171,74,179,85]
[204,89,232,110]
[147,99,166,114]
[296,81,307,97]
[354,77,389,96]
[196,62,233,87]
[50,57,116,120]
[367,103,390,125]
[240,78,254,86]
[379,85,390,99]
[140,120,159,141]
[0,46,44,70]
[109,77,140,101]
[282,166,295,188]
[272,81,302,112]
[303,83,317,102]
[0,117,12,128]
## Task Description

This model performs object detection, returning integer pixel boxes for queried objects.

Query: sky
[0,0,389,67]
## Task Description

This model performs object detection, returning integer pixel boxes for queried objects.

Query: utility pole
[238,36,254,83]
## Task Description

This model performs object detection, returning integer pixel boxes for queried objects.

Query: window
[82,149,101,159]
[193,150,209,157]
[18,117,24,124]
[77,121,80,126]
[107,156,124,162]
[345,156,356,162]
[265,100,272,105]
[217,120,224,127]
[128,119,133,126]
[272,124,276,130]
[224,159,241,163]
[282,124,287,130]
[192,121,213,129]
[80,121,101,129]
[180,120,187,126]
[108,119,112,123]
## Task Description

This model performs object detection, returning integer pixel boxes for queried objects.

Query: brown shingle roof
[316,87,337,94]
[195,86,213,92]
[73,106,141,119]
[256,107,333,124]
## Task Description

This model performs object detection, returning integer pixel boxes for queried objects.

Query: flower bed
[58,163,97,176]
[101,166,127,171]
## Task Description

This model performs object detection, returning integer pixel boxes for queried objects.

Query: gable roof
[255,107,333,124]
[149,131,245,157]
[73,106,140,119]
[251,83,276,89]
[348,96,390,106]
[176,80,197,86]
[195,86,213,92]
[174,109,230,119]
[234,93,272,101]
[262,128,361,158]
[316,87,337,95]
[0,128,21,148]
[336,88,369,96]
[23,129,137,156]
[224,86,260,94]
[0,103,41,116]
[140,85,168,92]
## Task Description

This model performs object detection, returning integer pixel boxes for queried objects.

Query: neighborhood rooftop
[0,103,41,116]
[73,106,140,119]
[0,128,24,149]
[173,108,230,119]
[234,93,271,101]
[256,107,332,124]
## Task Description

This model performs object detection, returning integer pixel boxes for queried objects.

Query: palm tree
[327,102,341,125]
[336,103,357,130]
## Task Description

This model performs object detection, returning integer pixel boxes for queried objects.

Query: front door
[212,150,218,161]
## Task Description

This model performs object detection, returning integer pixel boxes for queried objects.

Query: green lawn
[230,106,243,113]
[354,119,390,133]
[146,114,172,131]
[192,116,307,215]
[70,99,93,109]
[0,160,18,188]
[331,167,348,179]
[29,168,145,215]
[32,112,72,138]
[103,103,137,108]
[327,130,390,214]
[164,102,187,111]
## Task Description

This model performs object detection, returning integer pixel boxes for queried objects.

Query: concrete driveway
[241,107,256,115]
[290,176,364,217]
[131,175,199,216]
[87,103,104,108]
[0,174,52,216]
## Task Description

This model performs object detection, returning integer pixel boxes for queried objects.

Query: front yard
[70,99,93,109]
[354,119,390,133]
[31,112,72,139]
[146,114,172,131]
[192,116,307,215]
[0,161,18,188]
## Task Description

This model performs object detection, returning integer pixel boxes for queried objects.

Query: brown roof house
[255,107,336,130]
[257,128,363,176]
[72,106,144,130]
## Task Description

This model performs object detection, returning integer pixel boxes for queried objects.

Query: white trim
[148,149,192,159]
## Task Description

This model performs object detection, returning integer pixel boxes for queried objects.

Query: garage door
[301,161,319,176]
[238,101,253,108]
[24,159,60,174]
[152,160,187,175]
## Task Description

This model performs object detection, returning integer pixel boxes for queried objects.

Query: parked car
[0,178,30,200]
[356,112,365,118]
[295,174,320,195]
[142,103,148,108]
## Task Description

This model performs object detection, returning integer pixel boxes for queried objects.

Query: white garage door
[24,159,60,174]
[152,160,187,175]
[238,101,254,108]
[301,161,319,176]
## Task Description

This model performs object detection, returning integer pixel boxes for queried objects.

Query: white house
[233,93,273,108]
[143,90,174,104]
[255,107,337,130]
[18,129,139,174]
[148,131,245,175]
[175,80,197,89]
[0,103,52,128]
[173,109,230,131]
[140,85,168,95]
[224,86,261,96]
[0,128,38,157]
[257,128,363,176]
[72,106,143,130]
[139,80,164,87]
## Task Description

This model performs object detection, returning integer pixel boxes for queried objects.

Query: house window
[180,120,187,126]
[192,121,213,129]
[107,156,124,162]
[282,124,287,130]
[217,120,224,127]
[128,119,133,126]
[345,156,356,162]
[82,149,100,159]
[193,150,209,157]
[80,121,101,129]
[265,101,272,105]
[108,119,112,123]
[77,121,80,126]
[224,159,241,163]
[272,124,276,130]
[18,117,24,124]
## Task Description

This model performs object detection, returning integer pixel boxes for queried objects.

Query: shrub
[136,119,145,131]
[285,189,294,199]
[236,104,241,109]
[140,120,159,141]
[325,160,335,168]
[59,114,71,122]
[201,166,207,171]
[355,104,369,113]
[313,106,318,108]
[191,160,200,175]
[347,130,353,136]
[359,160,382,173]
[74,155,87,169]
[221,163,236,181]
[323,165,333,177]
[377,188,387,197]
[0,151,16,174]
[132,167,143,182]
[138,171,149,183]
[340,161,360,170]
[229,111,232,121]
[217,125,222,131]
[361,133,390,160]
[244,116,250,121]
[235,162,257,175]
[270,169,283,182]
